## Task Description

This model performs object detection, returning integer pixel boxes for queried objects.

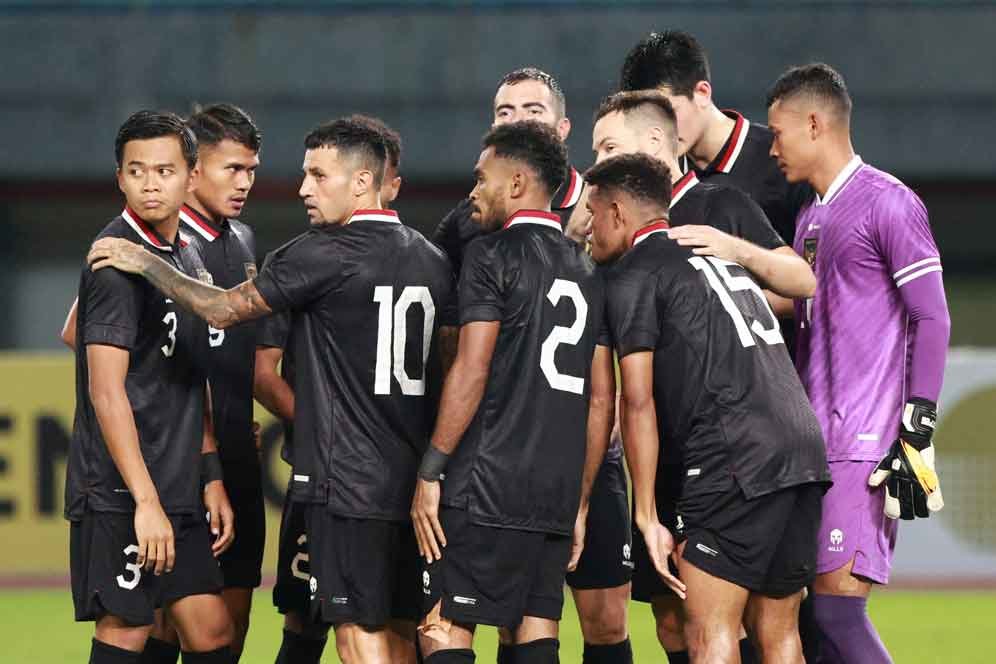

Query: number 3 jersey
[441,210,606,536]
[253,210,456,520]
[604,225,829,501]
[66,209,210,520]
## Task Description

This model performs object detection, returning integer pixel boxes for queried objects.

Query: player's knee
[653,604,686,651]
[578,602,627,645]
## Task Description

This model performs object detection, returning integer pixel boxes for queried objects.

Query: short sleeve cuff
[83,323,136,350]
[615,331,658,358]
[252,275,287,313]
[460,304,502,325]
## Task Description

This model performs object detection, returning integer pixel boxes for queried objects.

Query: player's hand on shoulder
[869,398,944,520]
[411,477,446,563]
[203,479,236,556]
[88,237,150,274]
[667,225,746,264]
[134,499,175,576]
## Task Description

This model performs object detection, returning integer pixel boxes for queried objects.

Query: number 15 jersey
[441,210,606,536]
[253,210,455,520]
[605,225,829,501]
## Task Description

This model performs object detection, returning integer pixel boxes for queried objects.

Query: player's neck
[184,196,221,223]
[689,106,736,169]
[507,198,553,217]
[149,211,181,244]
[809,139,857,199]
[660,154,683,181]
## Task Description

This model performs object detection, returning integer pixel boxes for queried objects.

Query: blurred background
[1,1,994,661]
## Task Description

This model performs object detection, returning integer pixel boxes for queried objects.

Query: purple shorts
[816,460,898,584]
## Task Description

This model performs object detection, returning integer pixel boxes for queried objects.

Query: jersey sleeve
[606,265,662,358]
[253,233,341,313]
[256,311,290,349]
[458,238,505,324]
[81,266,145,350]
[717,187,785,250]
[871,184,942,290]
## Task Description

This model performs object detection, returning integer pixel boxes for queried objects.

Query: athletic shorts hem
[815,558,890,585]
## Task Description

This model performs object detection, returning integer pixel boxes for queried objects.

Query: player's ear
[647,126,664,158]
[354,168,373,197]
[509,170,525,200]
[556,116,571,142]
[185,162,198,194]
[116,167,125,194]
[808,111,820,141]
[693,80,712,109]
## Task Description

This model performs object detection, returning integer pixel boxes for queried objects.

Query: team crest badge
[804,238,818,268]
[244,262,258,279]
[196,269,214,285]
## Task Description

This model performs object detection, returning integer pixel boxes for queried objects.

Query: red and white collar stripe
[122,207,172,252]
[503,209,563,231]
[631,220,670,247]
[348,209,400,224]
[179,204,221,242]
[554,167,584,210]
[670,171,699,208]
[715,111,750,174]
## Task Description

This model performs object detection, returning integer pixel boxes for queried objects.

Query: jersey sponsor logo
[695,542,720,558]
[828,528,845,552]
[453,595,478,606]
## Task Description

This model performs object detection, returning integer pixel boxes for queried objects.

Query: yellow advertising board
[0,352,287,580]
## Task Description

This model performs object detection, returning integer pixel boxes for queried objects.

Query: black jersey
[433,166,585,276]
[253,210,456,521]
[65,209,210,520]
[255,253,296,466]
[441,210,606,536]
[688,111,811,246]
[670,171,785,251]
[179,204,258,468]
[604,225,829,501]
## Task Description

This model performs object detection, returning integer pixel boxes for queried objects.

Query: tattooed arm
[88,237,272,328]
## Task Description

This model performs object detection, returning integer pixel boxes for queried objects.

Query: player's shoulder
[228,217,255,241]
[398,223,454,272]
[95,214,136,242]
[856,164,926,214]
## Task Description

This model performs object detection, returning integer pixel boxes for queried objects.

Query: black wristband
[900,397,937,451]
[418,445,450,482]
[201,452,224,487]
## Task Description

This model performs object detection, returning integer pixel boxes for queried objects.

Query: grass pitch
[2,588,993,662]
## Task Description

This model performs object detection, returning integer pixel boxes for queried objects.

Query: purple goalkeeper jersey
[794,157,943,462]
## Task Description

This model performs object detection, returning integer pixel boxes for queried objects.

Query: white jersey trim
[179,209,219,241]
[896,264,943,288]
[632,228,669,246]
[815,155,863,206]
[506,216,563,232]
[894,256,941,280]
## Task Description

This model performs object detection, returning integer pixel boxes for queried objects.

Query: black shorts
[273,496,311,615]
[306,505,420,628]
[631,465,681,603]
[677,482,824,598]
[423,507,571,629]
[565,455,632,590]
[217,458,265,589]
[70,510,223,625]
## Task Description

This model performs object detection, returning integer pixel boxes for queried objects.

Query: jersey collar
[670,170,699,208]
[553,166,584,210]
[631,220,671,247]
[348,209,401,224]
[815,155,863,207]
[179,204,225,242]
[121,207,183,252]
[503,209,564,231]
[704,110,750,175]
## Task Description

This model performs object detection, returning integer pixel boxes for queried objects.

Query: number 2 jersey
[441,210,606,536]
[604,225,829,501]
[253,210,455,521]
[65,209,209,520]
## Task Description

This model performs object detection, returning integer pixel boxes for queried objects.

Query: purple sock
[812,594,892,664]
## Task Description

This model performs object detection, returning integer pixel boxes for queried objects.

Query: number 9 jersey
[605,225,829,502]
[441,210,607,536]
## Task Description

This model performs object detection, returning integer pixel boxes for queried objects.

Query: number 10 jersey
[441,210,606,536]
[604,227,829,502]
[253,210,456,520]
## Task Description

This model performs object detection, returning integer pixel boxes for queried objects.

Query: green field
[2,589,994,662]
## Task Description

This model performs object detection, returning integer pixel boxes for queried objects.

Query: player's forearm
[201,384,218,455]
[579,346,616,509]
[253,370,295,422]
[90,385,159,506]
[740,244,816,298]
[60,298,78,350]
[139,254,267,329]
[429,355,489,455]
[438,326,460,378]
[765,291,796,319]
[620,393,660,530]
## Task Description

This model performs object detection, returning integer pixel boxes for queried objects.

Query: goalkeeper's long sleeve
[899,270,950,403]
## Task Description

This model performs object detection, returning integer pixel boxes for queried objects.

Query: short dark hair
[186,103,262,153]
[766,63,853,120]
[594,90,678,128]
[497,67,567,117]
[304,115,388,188]
[620,30,710,98]
[482,120,568,197]
[115,110,198,170]
[346,114,402,170]
[584,153,672,213]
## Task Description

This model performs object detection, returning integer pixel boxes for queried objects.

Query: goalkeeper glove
[868,397,944,520]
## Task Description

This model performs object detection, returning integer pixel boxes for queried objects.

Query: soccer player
[411,121,615,664]
[434,67,634,664]
[87,115,455,664]
[68,110,235,664]
[256,116,405,664]
[587,152,830,664]
[767,64,949,663]
[590,90,816,662]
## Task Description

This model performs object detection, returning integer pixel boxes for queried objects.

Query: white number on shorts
[116,544,142,590]
[290,533,310,581]
[161,311,178,357]
[373,286,436,396]
[540,279,589,394]
[688,256,783,348]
